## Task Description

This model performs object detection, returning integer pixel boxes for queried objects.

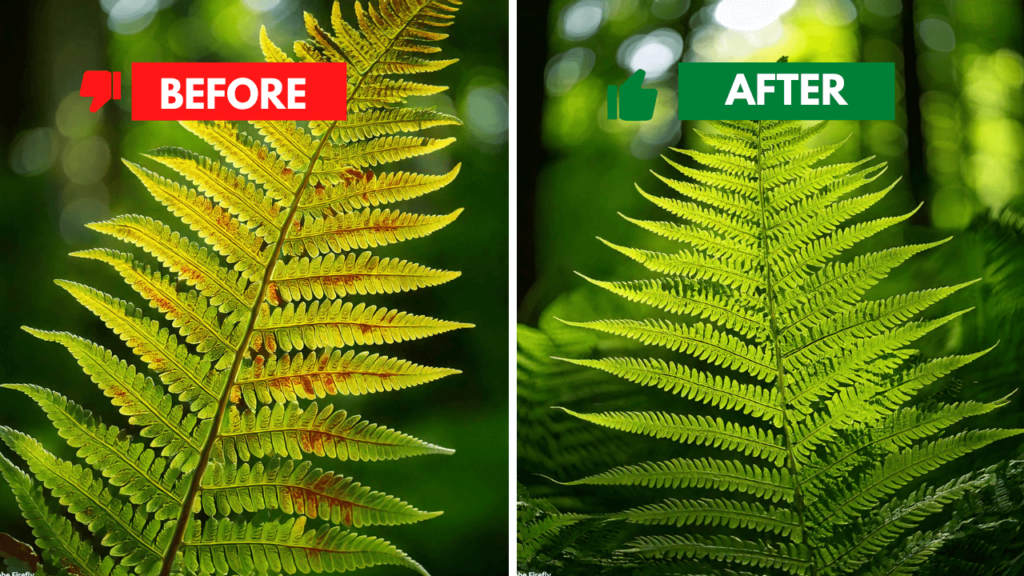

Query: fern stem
[753,120,816,574]
[156,121,340,576]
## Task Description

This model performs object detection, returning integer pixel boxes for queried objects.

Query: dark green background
[0,1,508,575]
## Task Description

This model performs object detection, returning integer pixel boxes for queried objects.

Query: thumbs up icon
[80,70,122,113]
[607,70,657,121]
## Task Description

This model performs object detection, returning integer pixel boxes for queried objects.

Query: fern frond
[558,356,782,424]
[121,162,271,280]
[817,472,990,575]
[814,430,1022,528]
[560,318,776,381]
[73,249,246,354]
[6,384,187,521]
[144,147,286,241]
[622,534,810,573]
[0,427,169,574]
[298,165,461,213]
[2,2,466,574]
[23,328,206,472]
[558,458,794,503]
[55,280,222,415]
[180,120,301,202]
[83,220,256,312]
[329,109,461,143]
[578,274,765,340]
[553,119,1018,575]
[0,451,129,576]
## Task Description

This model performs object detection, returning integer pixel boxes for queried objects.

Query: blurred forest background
[0,1,508,575]
[518,0,1024,572]
[520,0,1024,313]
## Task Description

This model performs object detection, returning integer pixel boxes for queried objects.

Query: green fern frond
[179,517,428,576]
[0,451,129,576]
[553,120,1020,575]
[2,2,466,575]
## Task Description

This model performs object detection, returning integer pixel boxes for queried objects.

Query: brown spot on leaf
[301,376,316,398]
[265,282,280,306]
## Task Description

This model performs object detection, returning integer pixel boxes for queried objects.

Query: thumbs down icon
[80,70,122,113]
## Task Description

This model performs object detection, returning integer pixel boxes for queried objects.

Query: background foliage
[0,1,509,575]
[519,0,1024,573]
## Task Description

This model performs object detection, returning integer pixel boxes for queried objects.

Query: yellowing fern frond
[2,2,466,575]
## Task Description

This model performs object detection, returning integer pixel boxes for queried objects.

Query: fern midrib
[157,121,340,576]
[158,8,438,573]
[234,369,413,384]
[218,424,406,448]
[753,120,814,572]
[289,216,431,238]
[260,316,421,331]
[200,482,385,512]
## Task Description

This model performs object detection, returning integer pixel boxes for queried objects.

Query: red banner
[130,62,347,121]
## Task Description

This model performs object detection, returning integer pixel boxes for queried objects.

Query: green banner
[677,62,895,120]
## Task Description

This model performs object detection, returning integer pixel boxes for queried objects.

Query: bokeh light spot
[618,28,683,81]
[816,0,857,26]
[919,19,955,53]
[560,0,605,41]
[107,0,159,35]
[464,85,509,146]
[60,198,111,245]
[56,92,102,139]
[9,128,60,177]
[863,0,901,17]
[714,0,795,32]
[545,48,596,95]
[652,0,691,20]
[243,0,282,12]
[62,137,111,185]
